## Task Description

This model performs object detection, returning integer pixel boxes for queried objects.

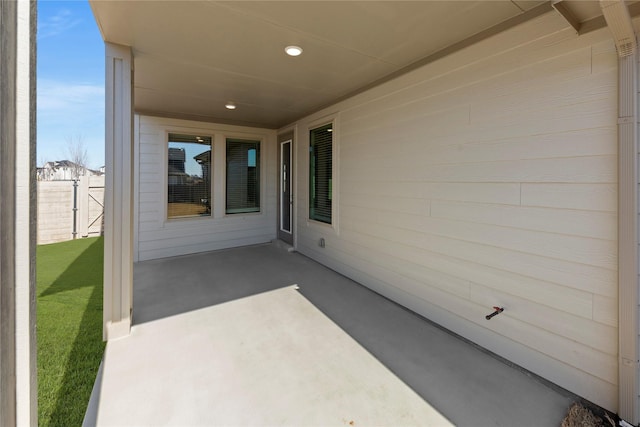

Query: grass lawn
[37,236,105,427]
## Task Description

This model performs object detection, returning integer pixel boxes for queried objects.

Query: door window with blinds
[167,133,212,219]
[309,123,333,224]
[226,138,261,214]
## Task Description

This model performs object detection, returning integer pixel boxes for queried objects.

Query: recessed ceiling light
[285,45,303,57]
[225,102,236,110]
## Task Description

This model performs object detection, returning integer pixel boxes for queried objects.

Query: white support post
[15,0,37,424]
[0,0,37,424]
[77,176,89,238]
[600,1,639,422]
[617,50,640,426]
[104,43,134,340]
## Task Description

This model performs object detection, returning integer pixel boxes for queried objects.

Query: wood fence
[37,176,105,244]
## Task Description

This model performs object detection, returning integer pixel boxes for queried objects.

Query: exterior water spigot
[485,306,504,320]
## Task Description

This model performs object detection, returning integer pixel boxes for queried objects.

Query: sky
[38,0,105,169]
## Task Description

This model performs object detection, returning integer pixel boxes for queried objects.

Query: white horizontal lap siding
[135,115,277,261]
[291,13,619,411]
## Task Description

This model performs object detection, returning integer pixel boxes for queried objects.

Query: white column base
[106,319,131,341]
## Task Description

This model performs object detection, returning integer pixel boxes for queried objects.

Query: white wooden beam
[551,1,581,33]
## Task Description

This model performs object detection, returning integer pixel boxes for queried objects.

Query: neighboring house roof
[38,160,103,179]
[193,150,211,164]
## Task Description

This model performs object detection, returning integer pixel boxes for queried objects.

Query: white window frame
[307,114,339,234]
[222,133,266,218]
[224,137,263,215]
[162,128,215,224]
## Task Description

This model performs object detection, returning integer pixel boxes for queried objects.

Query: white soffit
[90,1,559,128]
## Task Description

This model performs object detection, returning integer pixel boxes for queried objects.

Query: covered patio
[87,0,640,424]
[84,242,573,426]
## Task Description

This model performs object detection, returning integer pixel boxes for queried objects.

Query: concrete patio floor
[85,242,576,426]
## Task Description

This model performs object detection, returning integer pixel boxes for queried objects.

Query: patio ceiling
[90,1,618,129]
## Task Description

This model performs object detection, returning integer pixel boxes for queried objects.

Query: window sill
[164,215,215,227]
[224,210,264,218]
[306,218,338,235]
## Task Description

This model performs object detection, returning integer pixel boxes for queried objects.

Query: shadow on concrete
[132,242,574,426]
[133,243,310,324]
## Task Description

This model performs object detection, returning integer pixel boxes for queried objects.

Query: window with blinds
[167,133,212,219]
[226,139,260,214]
[309,124,333,224]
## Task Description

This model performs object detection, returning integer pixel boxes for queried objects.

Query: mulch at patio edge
[561,402,615,427]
